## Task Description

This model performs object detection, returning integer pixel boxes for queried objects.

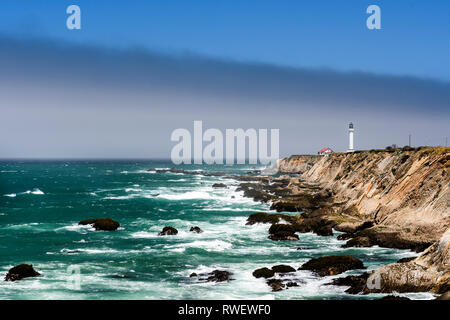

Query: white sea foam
[55,224,93,233]
[60,248,119,254]
[158,191,215,200]
[4,188,44,197]
[130,231,158,239]
[31,189,44,195]
[165,240,233,252]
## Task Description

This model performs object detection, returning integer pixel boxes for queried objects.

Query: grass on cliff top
[286,147,449,159]
[333,146,450,156]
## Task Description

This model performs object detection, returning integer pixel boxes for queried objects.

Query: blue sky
[1,0,449,81]
[0,1,449,158]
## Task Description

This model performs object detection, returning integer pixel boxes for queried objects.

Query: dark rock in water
[158,226,178,236]
[5,264,40,281]
[269,223,296,234]
[396,257,416,263]
[299,255,364,276]
[380,295,411,300]
[269,231,299,241]
[243,188,273,203]
[152,194,159,197]
[212,183,227,188]
[231,196,235,199]
[78,218,120,231]
[286,281,299,287]
[354,227,433,252]
[296,247,313,250]
[193,270,232,282]
[246,212,295,225]
[189,226,203,233]
[270,200,303,212]
[314,225,333,236]
[268,224,299,241]
[272,265,296,273]
[269,192,328,212]
[342,236,372,248]
[337,233,354,241]
[326,272,370,294]
[204,270,232,282]
[252,268,275,279]
[267,279,285,292]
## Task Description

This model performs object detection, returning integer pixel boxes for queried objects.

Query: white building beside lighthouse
[347,122,355,152]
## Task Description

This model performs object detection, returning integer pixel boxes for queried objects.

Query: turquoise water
[0,160,428,300]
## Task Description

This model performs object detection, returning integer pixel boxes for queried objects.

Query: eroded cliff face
[278,148,450,243]
[366,229,450,294]
[278,147,450,294]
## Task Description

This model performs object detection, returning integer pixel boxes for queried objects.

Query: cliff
[278,147,450,294]
[278,147,450,243]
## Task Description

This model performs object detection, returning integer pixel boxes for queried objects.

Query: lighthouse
[347,122,354,152]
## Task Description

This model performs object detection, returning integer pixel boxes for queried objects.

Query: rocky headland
[236,147,449,296]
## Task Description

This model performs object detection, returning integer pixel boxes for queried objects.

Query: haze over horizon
[0,1,449,159]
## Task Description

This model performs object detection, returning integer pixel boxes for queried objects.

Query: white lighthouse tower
[347,122,355,152]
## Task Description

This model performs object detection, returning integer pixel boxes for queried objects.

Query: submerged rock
[252,268,275,279]
[191,270,233,282]
[158,226,178,236]
[189,226,203,233]
[266,279,285,292]
[286,281,299,287]
[204,270,232,282]
[212,183,227,188]
[299,255,364,276]
[5,264,40,282]
[78,218,120,231]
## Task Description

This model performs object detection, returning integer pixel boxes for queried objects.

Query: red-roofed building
[317,147,335,155]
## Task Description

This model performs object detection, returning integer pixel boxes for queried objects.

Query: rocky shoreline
[4,147,449,299]
[234,147,449,297]
[146,148,449,297]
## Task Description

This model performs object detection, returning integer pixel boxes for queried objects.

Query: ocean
[0,160,432,300]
